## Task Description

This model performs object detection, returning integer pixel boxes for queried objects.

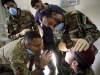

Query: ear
[72,60,78,66]
[25,43,30,49]
[51,12,57,17]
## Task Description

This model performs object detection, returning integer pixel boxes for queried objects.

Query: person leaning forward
[1,0,39,41]
[0,31,52,75]
[41,9,100,75]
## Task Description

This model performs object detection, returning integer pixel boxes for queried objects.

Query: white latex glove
[74,39,89,52]
[20,29,30,36]
[58,42,67,52]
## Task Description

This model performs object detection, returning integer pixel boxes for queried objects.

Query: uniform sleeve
[50,5,67,13]
[10,50,31,75]
[78,11,100,45]
[5,22,20,40]
[28,11,39,33]
[35,11,41,25]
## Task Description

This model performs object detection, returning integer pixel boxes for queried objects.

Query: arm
[78,11,100,45]
[72,10,100,52]
[35,11,44,36]
[28,11,39,33]
[5,23,20,40]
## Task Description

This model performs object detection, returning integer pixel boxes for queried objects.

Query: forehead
[67,48,74,54]
[32,38,42,44]
[4,2,15,8]
[42,17,52,24]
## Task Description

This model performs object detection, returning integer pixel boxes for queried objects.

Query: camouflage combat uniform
[0,38,42,75]
[54,10,100,75]
[5,9,39,40]
[69,68,95,75]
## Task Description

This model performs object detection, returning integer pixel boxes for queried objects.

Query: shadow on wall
[93,38,100,75]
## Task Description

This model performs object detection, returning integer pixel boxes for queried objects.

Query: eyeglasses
[28,43,42,48]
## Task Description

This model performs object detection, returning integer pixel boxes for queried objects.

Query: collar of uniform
[69,68,85,75]
[10,8,25,21]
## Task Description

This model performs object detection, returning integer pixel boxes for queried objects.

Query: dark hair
[77,60,90,71]
[41,8,55,21]
[1,0,16,6]
[31,0,39,7]
[24,31,41,43]
[74,52,90,71]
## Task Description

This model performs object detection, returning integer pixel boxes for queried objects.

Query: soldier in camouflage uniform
[41,9,100,75]
[0,31,51,75]
[1,0,39,40]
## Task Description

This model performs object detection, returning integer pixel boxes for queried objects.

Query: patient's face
[65,48,74,64]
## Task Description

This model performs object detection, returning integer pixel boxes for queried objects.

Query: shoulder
[11,39,26,60]
[48,4,60,9]
[22,10,33,16]
[69,10,83,15]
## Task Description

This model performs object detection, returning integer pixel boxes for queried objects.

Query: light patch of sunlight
[44,53,58,75]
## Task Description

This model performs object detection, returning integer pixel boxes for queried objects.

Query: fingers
[74,39,89,52]
[74,39,81,51]
[84,41,89,51]
[42,50,52,59]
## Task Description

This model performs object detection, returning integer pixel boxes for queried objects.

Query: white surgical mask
[9,7,17,15]
[55,23,64,30]
[26,49,35,56]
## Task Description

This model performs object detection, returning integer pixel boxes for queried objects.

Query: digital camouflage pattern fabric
[0,38,41,75]
[69,67,95,75]
[5,9,39,40]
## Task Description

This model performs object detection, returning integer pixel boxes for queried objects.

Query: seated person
[58,39,95,75]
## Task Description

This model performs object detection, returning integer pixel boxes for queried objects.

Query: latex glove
[58,42,67,52]
[74,39,89,52]
[20,29,30,36]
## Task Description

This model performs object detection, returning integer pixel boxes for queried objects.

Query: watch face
[37,65,44,71]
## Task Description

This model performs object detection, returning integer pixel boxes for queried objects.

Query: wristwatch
[37,65,45,71]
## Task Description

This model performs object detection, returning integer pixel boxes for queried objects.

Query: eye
[48,22,52,25]
[11,4,14,7]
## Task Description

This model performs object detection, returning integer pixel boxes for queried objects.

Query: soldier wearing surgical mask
[1,0,39,40]
[41,9,100,75]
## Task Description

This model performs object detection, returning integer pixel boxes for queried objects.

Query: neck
[15,9,20,17]
[72,66,79,73]
[59,14,64,22]
[44,4,48,9]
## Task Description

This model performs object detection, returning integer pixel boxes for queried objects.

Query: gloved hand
[20,29,31,36]
[58,42,67,52]
[74,39,89,52]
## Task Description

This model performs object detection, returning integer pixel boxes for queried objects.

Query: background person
[31,0,66,75]
[1,0,39,40]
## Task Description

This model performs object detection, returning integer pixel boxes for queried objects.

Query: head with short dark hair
[1,0,17,13]
[24,31,42,53]
[31,0,40,7]
[41,8,55,20]
[1,0,16,7]
[41,8,62,29]
[24,30,41,44]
